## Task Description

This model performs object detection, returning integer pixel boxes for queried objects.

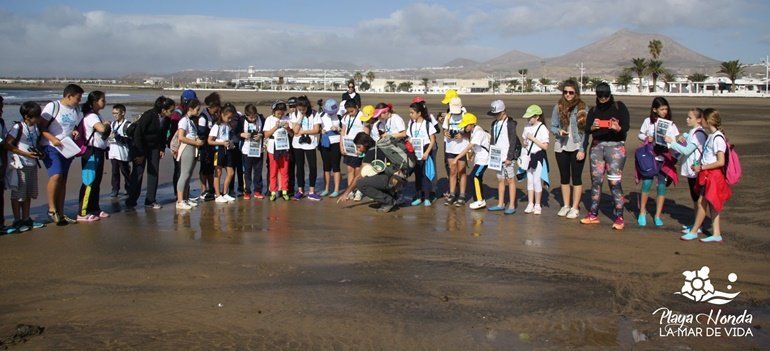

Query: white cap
[487,100,505,116]
[449,97,463,114]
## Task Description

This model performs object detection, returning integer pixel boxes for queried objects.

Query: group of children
[0,83,736,242]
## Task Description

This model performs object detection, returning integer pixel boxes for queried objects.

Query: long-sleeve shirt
[130,108,168,154]
[583,97,630,150]
[550,104,585,152]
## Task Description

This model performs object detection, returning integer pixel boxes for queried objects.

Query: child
[78,91,112,221]
[341,100,369,201]
[636,97,679,227]
[240,104,265,200]
[682,108,731,243]
[4,101,46,233]
[406,100,437,206]
[319,99,342,197]
[209,104,237,203]
[290,96,322,201]
[264,101,293,201]
[486,100,520,215]
[453,113,490,210]
[0,95,7,232]
[665,108,707,233]
[519,105,550,215]
[197,93,220,201]
[175,99,204,210]
[442,97,470,206]
[108,104,131,198]
[373,103,407,140]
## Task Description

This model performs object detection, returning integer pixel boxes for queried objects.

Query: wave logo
[676,266,740,305]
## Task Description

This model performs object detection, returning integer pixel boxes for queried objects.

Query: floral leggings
[589,141,626,219]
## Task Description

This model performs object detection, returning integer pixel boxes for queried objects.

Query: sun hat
[457,113,478,129]
[181,89,197,102]
[441,89,459,104]
[448,97,463,114]
[360,105,376,122]
[487,100,505,116]
[323,99,339,116]
[373,103,393,118]
[412,96,425,104]
[522,104,543,118]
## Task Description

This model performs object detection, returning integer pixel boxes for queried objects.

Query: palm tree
[648,39,663,60]
[421,78,430,93]
[385,81,396,93]
[539,78,551,92]
[687,73,708,93]
[646,60,665,92]
[332,82,340,91]
[587,78,604,91]
[397,81,413,92]
[506,79,519,93]
[616,71,634,92]
[491,81,501,94]
[353,71,363,84]
[524,78,534,92]
[365,71,375,84]
[718,60,744,93]
[517,69,528,92]
[631,58,648,92]
[662,71,677,92]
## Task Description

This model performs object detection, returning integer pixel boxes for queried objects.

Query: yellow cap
[457,113,477,129]
[441,89,459,104]
[360,105,376,122]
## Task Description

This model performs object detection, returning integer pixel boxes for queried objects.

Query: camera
[299,135,312,145]
[28,146,43,158]
[449,129,461,138]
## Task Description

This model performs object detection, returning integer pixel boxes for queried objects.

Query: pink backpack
[716,135,741,185]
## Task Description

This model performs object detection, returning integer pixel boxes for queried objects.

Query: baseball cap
[448,97,463,114]
[522,104,543,118]
[272,100,287,111]
[441,89,459,104]
[181,89,197,102]
[457,113,477,129]
[287,97,298,107]
[323,99,339,116]
[412,96,425,104]
[595,83,612,98]
[487,100,505,116]
[360,105,376,122]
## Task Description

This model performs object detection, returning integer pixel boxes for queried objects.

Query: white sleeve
[208,125,218,137]
[638,118,649,141]
[85,114,98,129]
[714,135,727,154]
[313,114,322,125]
[41,102,55,122]
[667,123,680,138]
[263,117,275,131]
[441,116,449,129]
[428,123,438,135]
[198,116,206,127]
[537,126,549,143]
[392,117,406,132]
[470,128,483,145]
[6,123,19,139]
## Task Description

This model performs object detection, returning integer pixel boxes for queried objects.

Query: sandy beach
[0,91,767,349]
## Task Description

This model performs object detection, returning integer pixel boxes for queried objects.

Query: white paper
[328,134,341,144]
[248,140,262,158]
[343,138,357,155]
[655,119,672,146]
[54,136,81,158]
[489,145,503,171]
[274,129,290,151]
[412,138,424,160]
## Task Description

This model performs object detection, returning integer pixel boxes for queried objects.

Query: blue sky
[1,1,768,77]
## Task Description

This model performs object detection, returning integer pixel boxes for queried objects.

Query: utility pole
[578,62,585,90]
[763,55,769,96]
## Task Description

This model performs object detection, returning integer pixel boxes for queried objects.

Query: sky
[0,0,768,77]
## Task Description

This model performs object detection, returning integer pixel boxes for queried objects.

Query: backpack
[373,136,417,179]
[716,135,742,185]
[635,142,659,178]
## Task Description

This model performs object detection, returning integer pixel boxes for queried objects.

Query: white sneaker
[224,194,236,202]
[566,208,579,219]
[524,203,534,214]
[534,204,542,215]
[354,190,363,201]
[176,201,192,210]
[215,196,228,203]
[347,191,355,200]
[557,206,570,217]
[469,200,487,210]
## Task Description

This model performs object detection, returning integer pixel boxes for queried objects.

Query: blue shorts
[43,145,74,177]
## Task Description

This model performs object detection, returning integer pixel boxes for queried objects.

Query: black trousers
[358,174,395,206]
[555,150,585,186]
[228,151,245,195]
[293,148,318,189]
[320,144,341,172]
[243,156,264,193]
[126,149,161,206]
[111,158,130,194]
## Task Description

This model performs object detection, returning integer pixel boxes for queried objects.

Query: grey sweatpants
[177,146,197,199]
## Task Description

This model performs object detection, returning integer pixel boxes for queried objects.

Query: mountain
[479,50,542,72]
[443,58,480,68]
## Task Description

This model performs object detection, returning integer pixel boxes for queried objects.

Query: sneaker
[681,226,702,234]
[176,201,193,210]
[3,225,18,235]
[524,203,535,214]
[307,193,322,201]
[24,218,45,229]
[215,196,229,203]
[469,200,486,210]
[198,194,208,201]
[12,220,30,233]
[443,196,456,206]
[269,192,277,201]
[680,232,699,241]
[145,203,162,210]
[48,211,63,226]
[504,207,516,215]
[329,191,340,198]
[320,190,329,197]
[423,199,432,207]
[98,211,110,218]
[653,216,664,227]
[243,193,251,200]
[488,205,505,212]
[62,215,78,224]
[203,193,215,202]
[293,192,304,201]
[354,190,363,202]
[377,204,395,213]
[533,205,542,215]
[347,191,355,200]
[454,197,466,207]
[580,214,600,225]
[557,206,570,217]
[76,214,100,222]
[253,192,265,200]
[224,194,236,202]
[637,213,647,227]
[110,191,119,198]
[411,198,423,206]
[700,235,723,243]
[566,208,580,219]
[612,217,625,230]
[282,191,291,201]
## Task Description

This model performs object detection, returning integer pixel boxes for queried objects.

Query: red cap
[412,96,425,104]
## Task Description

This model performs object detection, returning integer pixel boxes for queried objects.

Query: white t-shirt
[198,110,215,130]
[177,116,199,140]
[41,101,83,147]
[442,113,469,154]
[491,118,511,160]
[83,113,108,150]
[522,122,549,155]
[342,111,365,140]
[8,122,40,166]
[680,126,707,178]
[209,123,232,149]
[264,115,292,154]
[702,131,727,165]
[241,118,263,155]
[639,117,679,161]
[470,126,491,166]
[383,114,406,135]
[320,113,342,145]
[290,111,321,150]
[406,119,437,148]
[370,121,382,142]
[108,119,131,161]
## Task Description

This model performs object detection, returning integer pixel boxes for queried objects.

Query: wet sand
[0,92,768,349]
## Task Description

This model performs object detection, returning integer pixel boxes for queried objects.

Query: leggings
[588,142,626,219]
[293,148,318,189]
[268,153,289,192]
[79,148,106,216]
[640,161,667,195]
[471,164,487,202]
[243,156,263,193]
[526,163,544,192]
[555,150,585,186]
[320,144,341,172]
[176,146,196,199]
[687,177,699,203]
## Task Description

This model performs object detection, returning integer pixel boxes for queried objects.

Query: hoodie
[583,96,630,150]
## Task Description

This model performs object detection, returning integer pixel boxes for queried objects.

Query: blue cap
[181,89,197,102]
[323,99,339,116]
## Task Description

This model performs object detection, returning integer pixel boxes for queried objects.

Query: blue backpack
[635,143,659,178]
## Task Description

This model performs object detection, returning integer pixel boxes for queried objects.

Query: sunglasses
[563,91,576,96]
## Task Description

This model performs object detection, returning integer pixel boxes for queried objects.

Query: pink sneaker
[76,214,100,222]
[98,211,110,218]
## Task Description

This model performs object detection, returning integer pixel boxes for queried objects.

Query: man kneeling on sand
[337,132,402,212]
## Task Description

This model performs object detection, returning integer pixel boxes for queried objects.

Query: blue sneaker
[637,213,647,227]
[488,205,505,212]
[319,190,329,197]
[681,226,703,234]
[653,217,664,227]
[700,235,723,243]
[680,232,699,241]
[411,198,423,206]
[329,191,340,198]
[504,207,516,215]
[423,199,432,207]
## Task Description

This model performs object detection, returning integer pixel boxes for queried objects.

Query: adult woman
[580,83,630,230]
[341,80,361,108]
[550,80,587,219]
